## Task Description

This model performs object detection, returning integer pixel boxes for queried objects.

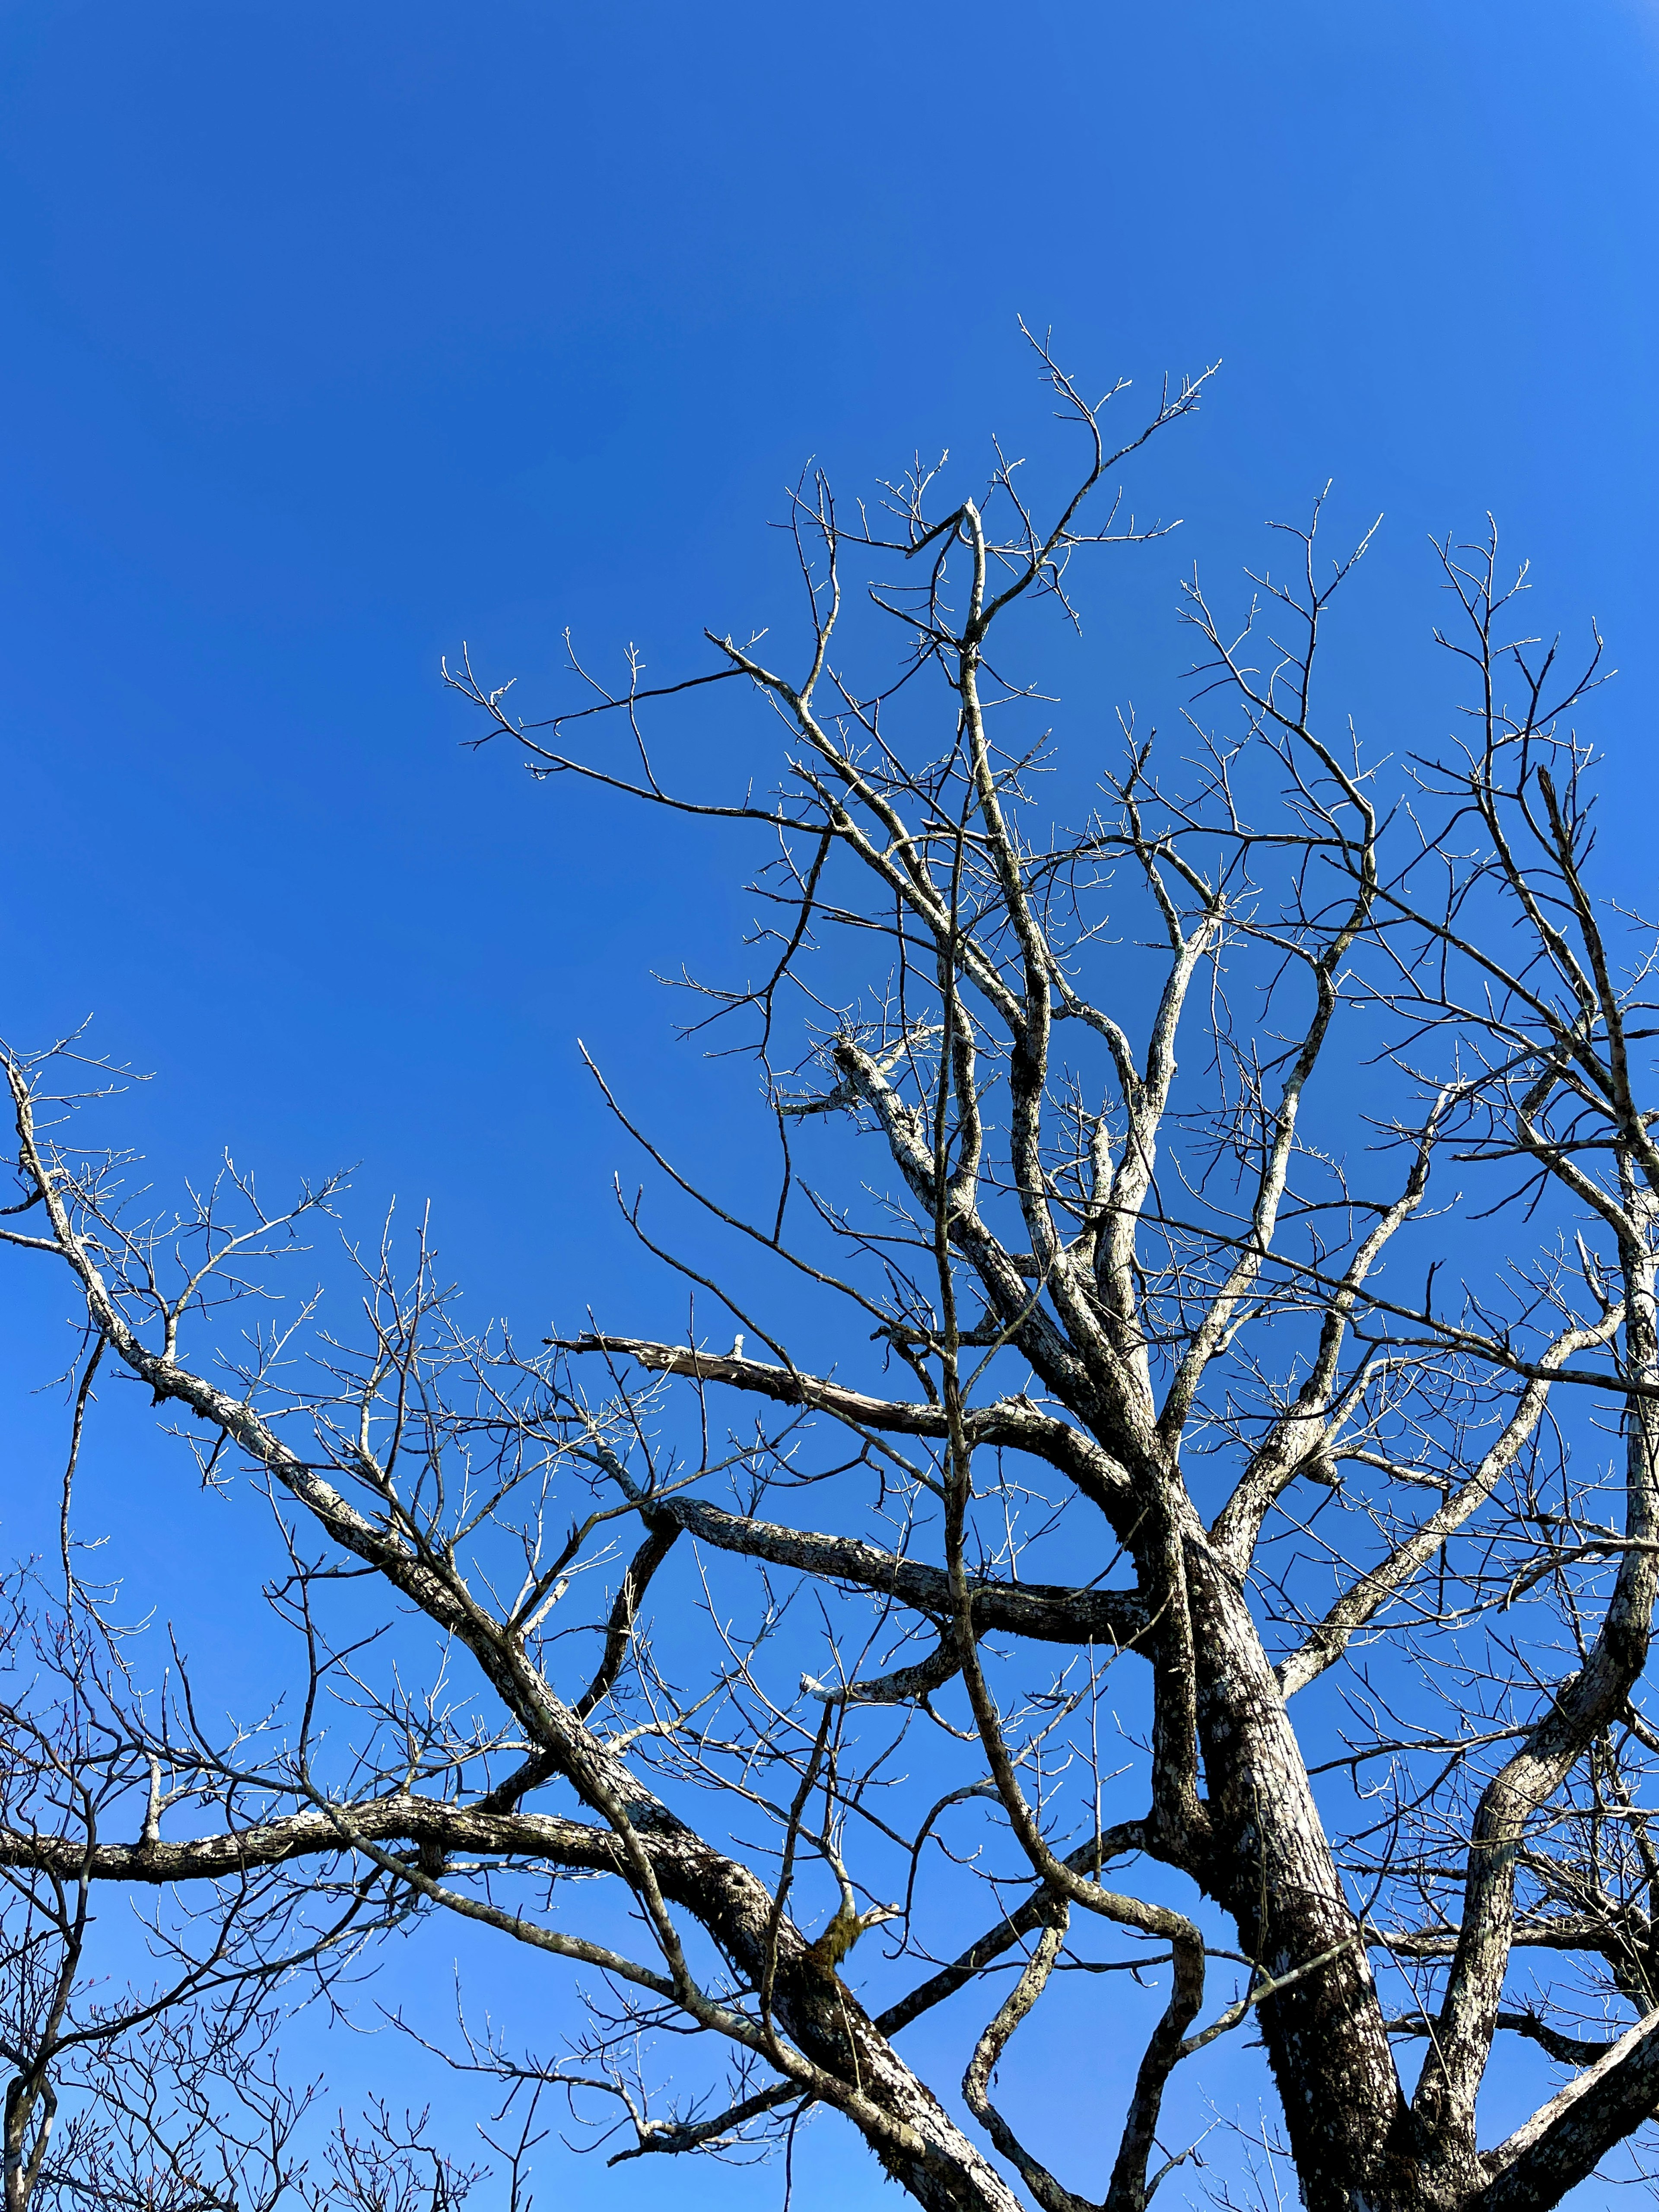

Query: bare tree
[0,1572,495,2212]
[5,332,1659,2212]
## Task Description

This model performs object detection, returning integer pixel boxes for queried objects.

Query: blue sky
[3,3,1658,2205]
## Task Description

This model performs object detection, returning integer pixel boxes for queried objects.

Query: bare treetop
[5,335,1659,2212]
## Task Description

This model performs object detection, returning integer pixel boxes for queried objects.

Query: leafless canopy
[6,334,1659,2212]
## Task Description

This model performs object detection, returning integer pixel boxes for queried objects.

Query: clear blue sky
[2,3,1656,2205]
